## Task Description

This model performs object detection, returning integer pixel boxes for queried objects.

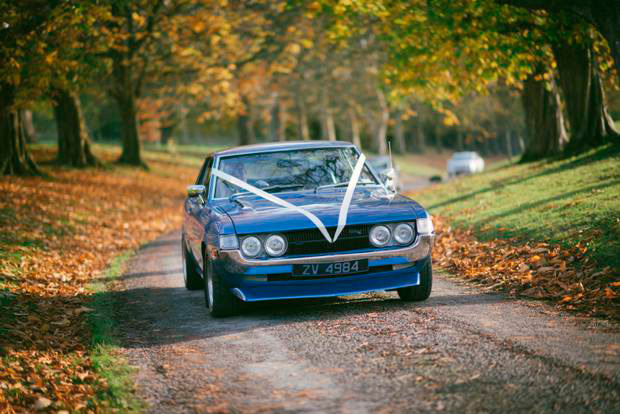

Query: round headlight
[241,236,261,257]
[264,234,287,257]
[394,223,414,245]
[369,225,391,247]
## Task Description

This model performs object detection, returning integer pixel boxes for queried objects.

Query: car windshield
[213,147,378,198]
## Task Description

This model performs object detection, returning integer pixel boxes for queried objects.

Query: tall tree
[106,0,174,166]
[0,0,107,175]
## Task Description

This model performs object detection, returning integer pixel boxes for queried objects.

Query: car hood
[214,188,424,235]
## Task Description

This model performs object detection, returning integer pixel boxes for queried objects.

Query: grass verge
[88,252,143,413]
[413,144,620,270]
[409,143,620,317]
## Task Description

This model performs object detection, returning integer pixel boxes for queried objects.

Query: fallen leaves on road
[432,216,619,319]
[0,149,195,413]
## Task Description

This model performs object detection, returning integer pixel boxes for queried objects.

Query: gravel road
[114,230,620,414]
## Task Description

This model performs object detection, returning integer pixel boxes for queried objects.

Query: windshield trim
[208,145,381,201]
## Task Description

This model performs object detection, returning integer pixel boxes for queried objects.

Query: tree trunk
[375,89,389,155]
[456,129,464,151]
[0,83,40,175]
[413,116,426,153]
[552,40,619,152]
[393,109,407,154]
[53,89,98,167]
[297,97,310,140]
[320,87,336,141]
[349,106,362,148]
[111,55,144,166]
[270,92,284,141]
[114,90,143,165]
[237,113,251,145]
[517,133,525,154]
[160,125,174,145]
[520,71,568,162]
[505,130,513,160]
[432,126,442,153]
[237,95,255,145]
[160,110,178,146]
[20,110,37,143]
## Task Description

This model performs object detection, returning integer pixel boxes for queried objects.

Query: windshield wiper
[260,183,305,193]
[229,184,304,201]
[314,181,375,193]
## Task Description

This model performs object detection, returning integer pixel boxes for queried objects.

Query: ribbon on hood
[212,153,367,244]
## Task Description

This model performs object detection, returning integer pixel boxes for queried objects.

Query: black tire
[203,254,241,317]
[182,235,203,290]
[398,259,432,302]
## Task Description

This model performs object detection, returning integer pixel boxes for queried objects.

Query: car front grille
[284,224,373,255]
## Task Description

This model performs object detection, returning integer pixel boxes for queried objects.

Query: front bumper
[216,233,434,273]
[211,233,434,302]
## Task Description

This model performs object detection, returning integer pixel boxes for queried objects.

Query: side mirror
[187,185,206,202]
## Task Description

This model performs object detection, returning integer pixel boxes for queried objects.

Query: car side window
[195,157,213,185]
[202,158,213,190]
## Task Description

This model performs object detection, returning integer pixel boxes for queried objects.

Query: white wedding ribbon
[212,153,366,244]
[333,153,366,241]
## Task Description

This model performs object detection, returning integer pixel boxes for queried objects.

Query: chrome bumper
[216,233,434,274]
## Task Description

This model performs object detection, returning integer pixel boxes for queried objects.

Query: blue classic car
[182,141,434,317]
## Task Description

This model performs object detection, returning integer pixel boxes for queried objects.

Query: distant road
[114,231,620,413]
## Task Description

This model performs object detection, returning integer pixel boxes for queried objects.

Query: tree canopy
[1,0,619,175]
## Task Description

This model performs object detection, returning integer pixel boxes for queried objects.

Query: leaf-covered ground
[2,143,619,412]
[0,147,195,413]
[410,144,620,319]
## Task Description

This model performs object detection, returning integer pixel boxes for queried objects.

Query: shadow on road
[106,280,509,350]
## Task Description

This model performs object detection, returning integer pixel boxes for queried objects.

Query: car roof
[213,141,356,157]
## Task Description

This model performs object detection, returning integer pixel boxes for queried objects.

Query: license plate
[292,259,369,277]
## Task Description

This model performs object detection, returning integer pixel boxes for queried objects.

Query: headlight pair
[369,222,416,247]
[241,234,287,258]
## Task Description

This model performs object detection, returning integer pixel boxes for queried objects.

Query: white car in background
[447,152,485,177]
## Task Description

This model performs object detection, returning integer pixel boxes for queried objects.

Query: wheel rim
[207,261,214,309]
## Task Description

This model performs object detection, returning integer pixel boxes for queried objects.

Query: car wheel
[203,254,240,317]
[397,259,432,302]
[182,235,203,290]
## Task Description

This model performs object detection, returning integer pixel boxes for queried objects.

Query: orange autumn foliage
[432,216,619,319]
[0,148,195,413]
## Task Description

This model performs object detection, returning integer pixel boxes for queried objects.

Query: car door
[186,157,213,265]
